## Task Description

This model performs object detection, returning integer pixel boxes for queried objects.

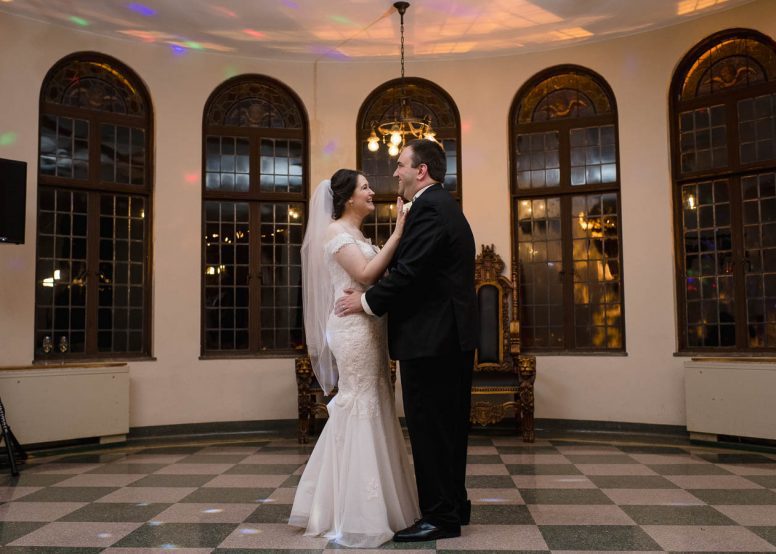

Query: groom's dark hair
[406,139,446,184]
[330,168,365,219]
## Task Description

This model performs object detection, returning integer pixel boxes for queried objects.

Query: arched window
[671,29,776,352]
[510,66,625,352]
[202,76,308,355]
[357,78,461,245]
[35,52,153,359]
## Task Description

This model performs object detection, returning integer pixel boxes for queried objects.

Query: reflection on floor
[2,428,776,552]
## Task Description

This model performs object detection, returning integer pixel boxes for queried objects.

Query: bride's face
[347,175,375,216]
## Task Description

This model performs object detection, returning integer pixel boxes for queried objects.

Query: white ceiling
[0,0,754,61]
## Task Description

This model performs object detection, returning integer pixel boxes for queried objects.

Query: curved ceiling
[0,0,754,61]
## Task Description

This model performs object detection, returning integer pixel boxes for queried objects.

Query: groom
[335,139,478,541]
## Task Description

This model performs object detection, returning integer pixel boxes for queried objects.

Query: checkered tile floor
[2,429,776,552]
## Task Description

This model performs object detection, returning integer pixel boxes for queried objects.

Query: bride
[288,169,420,547]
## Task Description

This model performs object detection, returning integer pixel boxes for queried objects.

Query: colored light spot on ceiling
[224,65,240,78]
[69,16,89,27]
[310,45,350,61]
[281,0,299,9]
[184,41,203,50]
[242,29,265,39]
[212,5,237,18]
[184,171,198,184]
[330,15,353,26]
[170,44,186,55]
[127,3,156,17]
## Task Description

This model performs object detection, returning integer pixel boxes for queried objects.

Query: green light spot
[224,65,239,78]
[0,132,17,146]
[69,16,89,27]
[184,41,203,50]
[330,15,352,25]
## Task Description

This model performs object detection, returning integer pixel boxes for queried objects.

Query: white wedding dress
[289,232,420,548]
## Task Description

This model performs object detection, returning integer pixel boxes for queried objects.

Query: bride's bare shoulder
[325,221,345,241]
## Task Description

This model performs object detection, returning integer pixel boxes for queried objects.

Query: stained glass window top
[680,35,776,101]
[516,70,613,124]
[42,57,148,117]
[205,79,304,129]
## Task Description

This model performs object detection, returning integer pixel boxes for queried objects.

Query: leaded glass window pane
[35,188,88,356]
[204,201,251,352]
[39,115,89,179]
[259,202,304,350]
[681,180,736,347]
[516,132,560,190]
[205,136,250,193]
[516,197,564,348]
[100,124,146,185]
[738,94,776,164]
[97,194,147,353]
[363,202,398,248]
[741,172,776,347]
[571,193,623,349]
[260,139,303,194]
[570,125,617,186]
[679,105,728,173]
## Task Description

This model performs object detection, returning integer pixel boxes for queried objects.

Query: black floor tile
[620,505,736,525]
[470,504,534,524]
[539,524,662,551]
[243,503,293,523]
[15,486,117,502]
[112,522,239,548]
[57,501,171,522]
[0,522,46,546]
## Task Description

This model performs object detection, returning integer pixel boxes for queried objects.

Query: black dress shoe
[460,499,471,525]
[393,520,461,542]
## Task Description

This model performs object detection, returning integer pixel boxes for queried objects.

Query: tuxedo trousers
[399,349,474,527]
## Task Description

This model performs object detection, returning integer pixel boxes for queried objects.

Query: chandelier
[367,1,438,157]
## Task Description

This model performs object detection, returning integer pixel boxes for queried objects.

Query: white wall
[1,1,773,429]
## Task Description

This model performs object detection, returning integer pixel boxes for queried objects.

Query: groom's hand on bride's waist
[334,288,365,317]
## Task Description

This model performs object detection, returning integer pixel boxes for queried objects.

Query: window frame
[34,51,154,361]
[509,64,626,354]
[669,28,776,354]
[200,74,309,358]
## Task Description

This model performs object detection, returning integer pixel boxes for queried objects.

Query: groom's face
[394,146,418,200]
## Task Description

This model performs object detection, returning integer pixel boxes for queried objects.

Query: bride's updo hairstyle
[330,168,364,220]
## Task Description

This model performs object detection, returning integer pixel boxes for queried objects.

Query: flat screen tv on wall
[0,157,27,244]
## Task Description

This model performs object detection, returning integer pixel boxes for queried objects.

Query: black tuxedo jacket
[365,183,478,360]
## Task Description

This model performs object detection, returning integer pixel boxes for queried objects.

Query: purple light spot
[323,141,337,155]
[128,3,156,17]
[170,45,186,56]
[310,46,350,61]
[281,0,299,9]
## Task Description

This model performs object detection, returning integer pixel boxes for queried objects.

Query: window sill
[199,351,303,361]
[28,356,156,368]
[523,351,628,357]
[677,353,776,363]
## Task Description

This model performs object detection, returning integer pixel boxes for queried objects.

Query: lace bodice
[324,232,379,294]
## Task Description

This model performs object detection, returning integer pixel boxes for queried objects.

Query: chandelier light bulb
[390,130,402,145]
[367,139,380,152]
[388,144,400,156]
